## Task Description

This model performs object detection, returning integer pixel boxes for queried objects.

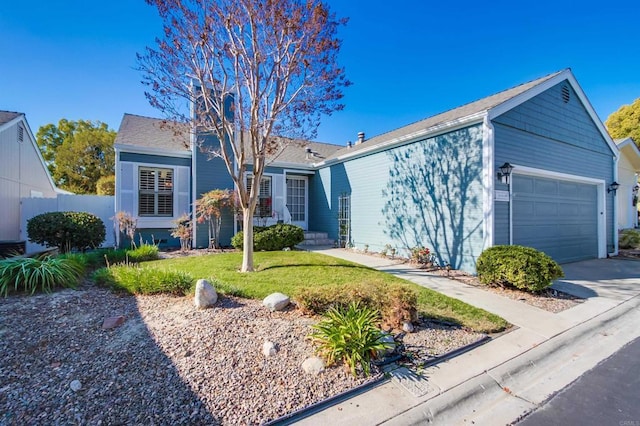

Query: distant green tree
[36,119,116,194]
[605,98,640,148]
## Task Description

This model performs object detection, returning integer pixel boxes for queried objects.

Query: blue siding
[312,125,485,272]
[120,152,191,167]
[493,81,615,251]
[194,134,235,248]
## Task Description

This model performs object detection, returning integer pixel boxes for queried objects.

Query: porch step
[299,231,335,247]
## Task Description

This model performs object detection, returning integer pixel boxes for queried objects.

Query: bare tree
[139,0,349,271]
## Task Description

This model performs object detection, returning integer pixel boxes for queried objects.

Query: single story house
[114,69,619,272]
[615,137,640,229]
[0,111,60,253]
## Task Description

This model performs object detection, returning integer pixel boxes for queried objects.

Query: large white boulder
[262,292,290,312]
[194,279,218,309]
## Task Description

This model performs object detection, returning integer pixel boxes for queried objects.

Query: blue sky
[1,0,639,146]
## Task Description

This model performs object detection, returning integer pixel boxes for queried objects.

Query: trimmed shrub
[619,229,640,249]
[231,224,304,251]
[92,265,193,295]
[476,245,564,292]
[309,302,391,377]
[295,281,418,329]
[27,211,106,253]
[0,256,84,297]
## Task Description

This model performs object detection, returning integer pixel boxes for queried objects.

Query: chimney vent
[346,140,352,148]
[356,132,365,145]
[305,147,312,153]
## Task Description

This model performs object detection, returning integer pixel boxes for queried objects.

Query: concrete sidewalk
[292,249,640,425]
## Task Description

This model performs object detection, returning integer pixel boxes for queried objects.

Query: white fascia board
[315,112,486,168]
[282,168,315,175]
[267,161,316,171]
[114,143,192,159]
[0,115,23,132]
[488,69,619,157]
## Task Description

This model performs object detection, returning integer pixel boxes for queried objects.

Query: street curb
[266,335,492,425]
[380,295,640,425]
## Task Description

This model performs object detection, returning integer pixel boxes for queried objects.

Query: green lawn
[148,251,508,333]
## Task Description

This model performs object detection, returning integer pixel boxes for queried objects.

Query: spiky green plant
[309,302,392,377]
[126,244,160,263]
[92,265,193,295]
[0,257,84,297]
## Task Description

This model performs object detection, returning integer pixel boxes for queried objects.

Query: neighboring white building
[0,111,59,244]
[616,137,640,229]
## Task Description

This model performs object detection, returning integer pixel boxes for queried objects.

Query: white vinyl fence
[21,194,116,254]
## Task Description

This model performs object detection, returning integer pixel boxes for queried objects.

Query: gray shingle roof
[325,70,565,161]
[269,137,342,165]
[0,111,22,126]
[115,113,190,152]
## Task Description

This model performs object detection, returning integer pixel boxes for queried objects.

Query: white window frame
[138,167,174,217]
[247,174,273,218]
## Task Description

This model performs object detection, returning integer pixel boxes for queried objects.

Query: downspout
[191,126,197,249]
[611,154,619,256]
[481,115,495,250]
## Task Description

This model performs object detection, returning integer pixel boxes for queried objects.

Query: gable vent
[17,125,24,142]
[561,84,571,103]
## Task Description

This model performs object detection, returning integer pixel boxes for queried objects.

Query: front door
[286,176,307,230]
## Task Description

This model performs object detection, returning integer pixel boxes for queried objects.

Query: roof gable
[115,113,191,153]
[617,138,640,170]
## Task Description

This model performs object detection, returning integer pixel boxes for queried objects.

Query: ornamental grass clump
[309,302,392,377]
[0,256,84,297]
[476,245,564,292]
[93,265,193,295]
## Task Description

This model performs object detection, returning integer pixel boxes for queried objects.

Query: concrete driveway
[553,258,640,302]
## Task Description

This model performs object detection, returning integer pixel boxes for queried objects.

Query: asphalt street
[518,335,640,426]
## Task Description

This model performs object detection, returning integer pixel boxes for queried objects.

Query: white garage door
[512,175,598,263]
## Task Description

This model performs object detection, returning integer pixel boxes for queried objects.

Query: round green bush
[231,224,304,251]
[27,211,106,253]
[476,245,564,292]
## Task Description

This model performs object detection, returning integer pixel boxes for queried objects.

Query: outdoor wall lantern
[497,162,514,185]
[633,184,639,196]
[607,181,620,194]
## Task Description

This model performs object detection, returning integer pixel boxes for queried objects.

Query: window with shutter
[247,175,272,217]
[139,167,174,216]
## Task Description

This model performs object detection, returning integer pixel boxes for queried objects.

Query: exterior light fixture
[497,162,514,185]
[607,181,620,194]
[633,184,639,196]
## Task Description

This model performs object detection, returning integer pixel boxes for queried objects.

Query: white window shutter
[273,174,284,219]
[177,166,190,216]
[119,162,135,214]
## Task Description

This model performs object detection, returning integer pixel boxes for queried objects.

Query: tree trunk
[241,210,254,272]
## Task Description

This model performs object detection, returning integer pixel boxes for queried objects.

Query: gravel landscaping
[0,283,484,425]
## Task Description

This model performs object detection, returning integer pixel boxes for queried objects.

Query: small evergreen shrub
[96,175,115,195]
[27,211,106,253]
[0,256,84,297]
[92,265,193,295]
[296,281,418,329]
[231,224,304,251]
[309,302,392,377]
[619,229,640,249]
[476,245,564,292]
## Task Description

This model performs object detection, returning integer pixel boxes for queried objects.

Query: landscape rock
[377,332,397,357]
[262,341,277,357]
[262,293,290,312]
[402,322,415,333]
[194,279,218,309]
[302,357,325,375]
[70,380,82,392]
[102,315,125,330]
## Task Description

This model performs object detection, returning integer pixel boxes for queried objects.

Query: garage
[512,174,599,263]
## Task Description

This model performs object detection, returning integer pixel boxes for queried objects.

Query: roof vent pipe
[347,140,352,148]
[357,132,365,145]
